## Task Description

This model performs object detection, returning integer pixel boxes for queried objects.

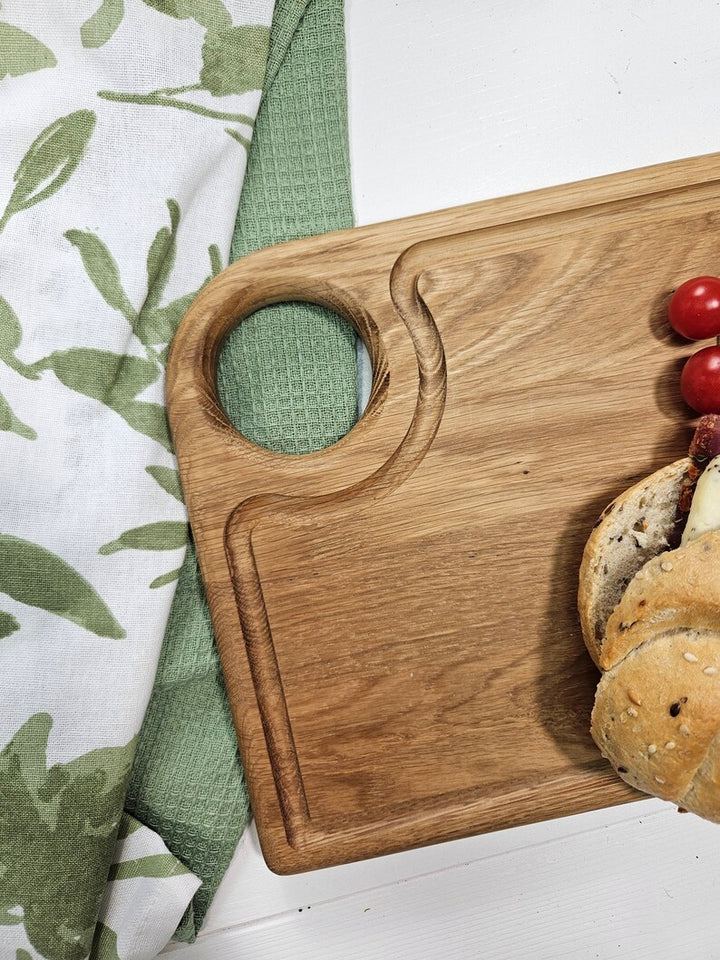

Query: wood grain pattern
[166,153,720,873]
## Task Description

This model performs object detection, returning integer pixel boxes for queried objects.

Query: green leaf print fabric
[0,535,125,638]
[0,23,56,78]
[0,111,97,233]
[0,2,273,957]
[0,715,136,959]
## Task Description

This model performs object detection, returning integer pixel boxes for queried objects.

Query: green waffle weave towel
[124,0,356,939]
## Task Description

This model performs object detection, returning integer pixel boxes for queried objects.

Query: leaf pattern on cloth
[0,535,125,638]
[34,349,160,401]
[0,22,56,78]
[64,198,215,355]
[199,25,268,95]
[64,231,138,327]
[6,199,220,589]
[31,349,171,450]
[90,923,122,960]
[0,610,20,637]
[81,0,125,49]
[0,296,38,439]
[143,201,180,315]
[148,567,181,589]
[208,242,223,277]
[0,714,136,960]
[17,199,218,455]
[0,296,39,381]
[136,199,206,350]
[0,111,96,234]
[0,0,274,948]
[108,854,192,881]
[0,387,36,439]
[99,521,189,555]
[115,813,143,840]
[99,502,189,589]
[140,0,232,31]
[146,466,183,502]
[97,7,268,144]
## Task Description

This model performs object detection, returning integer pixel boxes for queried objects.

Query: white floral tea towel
[0,2,273,957]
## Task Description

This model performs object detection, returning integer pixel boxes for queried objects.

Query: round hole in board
[216,301,371,455]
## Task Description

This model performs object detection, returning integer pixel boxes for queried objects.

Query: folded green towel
[124,0,356,939]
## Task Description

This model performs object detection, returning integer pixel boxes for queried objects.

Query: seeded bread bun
[578,458,688,666]
[579,458,720,821]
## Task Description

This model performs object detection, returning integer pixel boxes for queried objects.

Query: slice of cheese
[682,455,720,545]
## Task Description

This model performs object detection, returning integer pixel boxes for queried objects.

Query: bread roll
[578,459,688,666]
[579,457,720,820]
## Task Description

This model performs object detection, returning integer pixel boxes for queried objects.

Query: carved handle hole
[215,300,378,455]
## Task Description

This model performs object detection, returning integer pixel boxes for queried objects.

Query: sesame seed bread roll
[578,459,689,666]
[579,457,720,821]
[599,531,720,671]
[591,532,720,820]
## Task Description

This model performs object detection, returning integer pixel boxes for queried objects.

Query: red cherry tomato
[681,346,720,413]
[669,276,720,340]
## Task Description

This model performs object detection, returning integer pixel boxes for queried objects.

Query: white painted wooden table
[170,1,720,956]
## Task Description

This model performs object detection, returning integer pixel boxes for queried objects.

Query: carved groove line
[226,244,448,848]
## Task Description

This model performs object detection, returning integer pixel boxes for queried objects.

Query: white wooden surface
[172,1,720,956]
[176,803,720,959]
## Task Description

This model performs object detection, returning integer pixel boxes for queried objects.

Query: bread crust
[580,459,720,820]
[591,625,720,818]
[578,459,689,666]
[600,530,720,670]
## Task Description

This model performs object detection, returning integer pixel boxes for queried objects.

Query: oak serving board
[166,155,720,873]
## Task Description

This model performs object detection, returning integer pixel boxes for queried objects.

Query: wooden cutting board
[166,154,720,874]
